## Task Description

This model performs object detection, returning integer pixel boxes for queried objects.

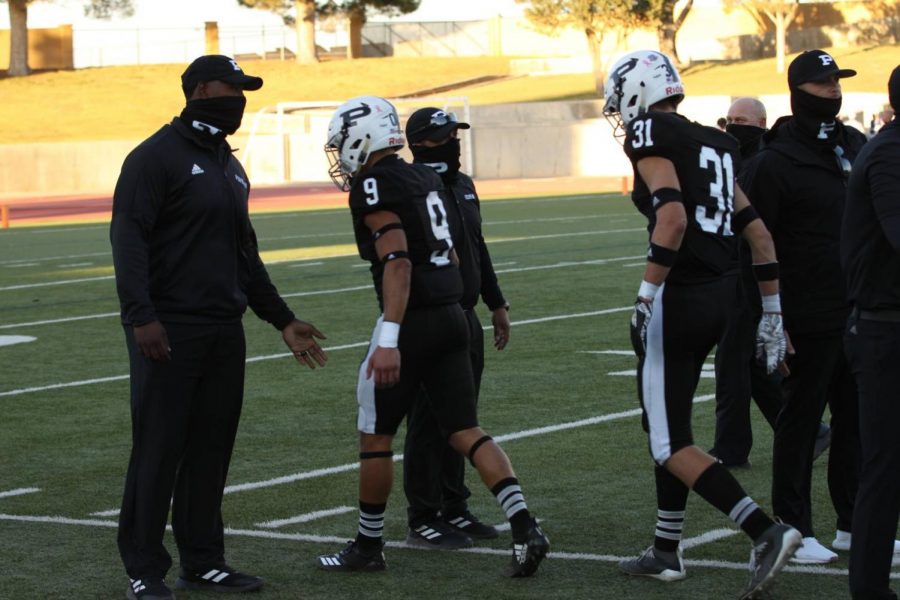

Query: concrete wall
[0,93,889,198]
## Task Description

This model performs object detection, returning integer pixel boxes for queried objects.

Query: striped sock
[491,477,531,540]
[655,509,685,552]
[654,465,688,552]
[356,501,386,552]
[692,462,773,541]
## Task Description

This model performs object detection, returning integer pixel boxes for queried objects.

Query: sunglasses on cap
[409,111,460,135]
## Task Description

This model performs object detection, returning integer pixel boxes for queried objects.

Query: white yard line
[495,256,644,275]
[579,350,633,355]
[0,513,875,578]
[491,227,644,244]
[255,505,356,529]
[0,487,40,499]
[287,261,324,268]
[0,312,119,330]
[0,251,109,266]
[0,275,114,291]
[680,528,741,550]
[0,307,631,397]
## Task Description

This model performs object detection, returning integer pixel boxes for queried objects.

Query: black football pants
[846,316,900,600]
[403,308,484,527]
[712,276,782,465]
[772,329,859,537]
[118,321,246,579]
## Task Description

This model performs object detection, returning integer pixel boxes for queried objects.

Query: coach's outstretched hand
[282,319,328,369]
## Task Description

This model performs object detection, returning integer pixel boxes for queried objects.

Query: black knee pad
[467,435,493,467]
[359,450,394,460]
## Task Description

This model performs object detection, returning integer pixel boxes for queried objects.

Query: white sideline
[255,506,355,529]
[0,487,40,499]
[0,514,881,579]
[0,307,632,397]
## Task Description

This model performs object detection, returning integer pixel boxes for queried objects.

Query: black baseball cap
[788,49,856,88]
[181,55,264,96]
[890,65,900,111]
[405,107,470,144]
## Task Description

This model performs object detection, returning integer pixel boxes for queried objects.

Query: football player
[315,96,549,577]
[603,50,801,599]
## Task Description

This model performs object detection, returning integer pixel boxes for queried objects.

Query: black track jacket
[740,116,867,335]
[110,117,294,329]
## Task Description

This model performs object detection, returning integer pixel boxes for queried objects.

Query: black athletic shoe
[507,518,550,578]
[444,511,499,540]
[317,540,387,572]
[406,519,473,549]
[175,566,263,593]
[739,523,802,599]
[126,578,174,600]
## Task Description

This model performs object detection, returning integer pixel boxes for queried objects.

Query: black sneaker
[740,523,802,599]
[406,519,473,550]
[507,518,550,577]
[444,511,499,540]
[618,545,686,581]
[126,578,174,600]
[175,566,263,593]
[317,540,387,572]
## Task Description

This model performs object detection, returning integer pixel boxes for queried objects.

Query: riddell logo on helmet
[389,137,402,145]
[666,85,683,95]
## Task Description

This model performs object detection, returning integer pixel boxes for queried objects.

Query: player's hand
[756,312,787,374]
[282,319,327,369]
[777,329,795,377]
[491,307,511,350]
[630,298,653,358]
[134,320,171,362]
[366,346,401,387]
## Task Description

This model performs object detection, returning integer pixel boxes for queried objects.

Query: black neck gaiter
[180,96,247,142]
[725,124,765,159]
[790,88,842,143]
[411,138,461,181]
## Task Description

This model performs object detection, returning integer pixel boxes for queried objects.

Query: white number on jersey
[695,145,734,236]
[425,191,453,266]
[363,177,379,205]
[631,119,655,149]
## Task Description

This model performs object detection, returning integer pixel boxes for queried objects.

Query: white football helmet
[603,50,685,136]
[325,95,405,191]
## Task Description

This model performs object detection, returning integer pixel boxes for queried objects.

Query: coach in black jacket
[741,50,867,564]
[842,65,900,600]
[110,55,326,600]
[401,108,510,548]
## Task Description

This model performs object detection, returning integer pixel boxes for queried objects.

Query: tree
[320,0,419,59]
[725,0,800,74]
[2,0,132,77]
[867,0,900,43]
[237,0,319,63]
[648,0,693,65]
[516,0,643,94]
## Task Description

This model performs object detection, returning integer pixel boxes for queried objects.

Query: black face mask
[411,137,461,180]
[725,123,765,159]
[791,87,842,143]
[180,95,247,140]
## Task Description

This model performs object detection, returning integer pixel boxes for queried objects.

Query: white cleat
[790,537,838,564]
[832,530,900,554]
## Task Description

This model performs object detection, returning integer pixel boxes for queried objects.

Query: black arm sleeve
[109,148,165,326]
[478,235,506,311]
[244,223,296,331]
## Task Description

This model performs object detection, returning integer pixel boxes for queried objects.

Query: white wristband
[638,280,660,301]
[761,294,782,313]
[377,321,400,348]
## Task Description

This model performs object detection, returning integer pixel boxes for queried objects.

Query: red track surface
[0,177,627,228]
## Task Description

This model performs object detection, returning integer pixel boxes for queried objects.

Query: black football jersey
[349,154,463,310]
[624,111,740,284]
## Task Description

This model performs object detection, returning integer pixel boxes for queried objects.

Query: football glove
[756,312,787,374]
[630,299,653,358]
